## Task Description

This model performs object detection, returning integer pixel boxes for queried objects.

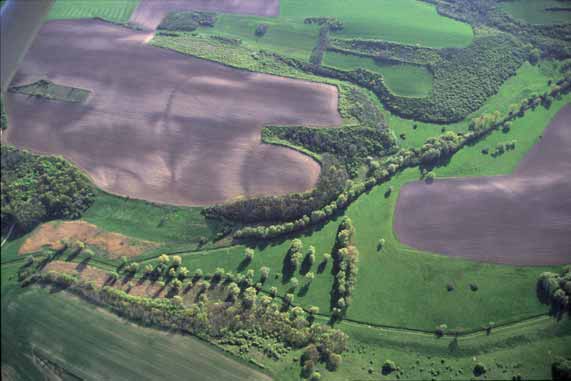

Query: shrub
[474,362,487,376]
[255,24,268,37]
[327,353,342,371]
[382,360,397,375]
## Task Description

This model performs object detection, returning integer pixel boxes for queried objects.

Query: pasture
[47,0,140,23]
[323,51,433,97]
[500,0,571,25]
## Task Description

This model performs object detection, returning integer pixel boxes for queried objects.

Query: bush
[382,360,397,375]
[474,362,487,376]
[255,24,268,37]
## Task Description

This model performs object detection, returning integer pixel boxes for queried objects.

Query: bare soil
[20,221,158,258]
[394,104,571,266]
[6,19,341,206]
[130,0,280,30]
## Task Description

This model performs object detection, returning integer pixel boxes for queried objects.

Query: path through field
[394,104,571,265]
[6,19,341,206]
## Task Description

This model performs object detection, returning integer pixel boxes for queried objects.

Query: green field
[47,0,139,22]
[323,51,433,97]
[190,0,473,62]
[0,264,270,381]
[500,0,571,25]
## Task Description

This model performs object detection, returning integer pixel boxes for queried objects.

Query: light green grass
[323,51,433,97]
[500,0,571,25]
[47,0,139,23]
[192,0,473,62]
[82,191,224,245]
[0,279,270,380]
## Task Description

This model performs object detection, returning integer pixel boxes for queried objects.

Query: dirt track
[6,19,341,206]
[129,0,280,30]
[394,104,571,266]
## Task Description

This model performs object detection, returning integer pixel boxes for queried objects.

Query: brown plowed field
[6,19,341,206]
[130,0,280,30]
[394,104,571,266]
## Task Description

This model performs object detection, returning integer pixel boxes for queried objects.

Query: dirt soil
[130,0,280,31]
[394,104,571,266]
[19,221,159,258]
[6,19,341,206]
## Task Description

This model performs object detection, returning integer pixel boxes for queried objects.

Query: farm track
[5,19,342,206]
[394,104,571,265]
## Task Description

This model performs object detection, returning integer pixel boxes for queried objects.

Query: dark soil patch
[394,105,571,266]
[130,0,279,31]
[6,19,341,206]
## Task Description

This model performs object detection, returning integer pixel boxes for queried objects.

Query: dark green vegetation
[500,0,571,25]
[537,267,571,318]
[9,79,90,103]
[1,145,94,233]
[47,0,140,23]
[0,96,7,129]
[158,11,217,32]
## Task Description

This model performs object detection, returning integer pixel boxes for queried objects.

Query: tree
[168,267,177,278]
[290,239,303,253]
[172,255,182,267]
[473,362,487,376]
[143,264,153,275]
[322,253,331,263]
[158,254,170,265]
[435,323,447,337]
[245,248,255,262]
[194,268,203,279]
[284,293,295,305]
[242,286,257,308]
[260,266,270,282]
[308,305,320,315]
[125,262,139,274]
[552,357,571,381]
[382,360,397,375]
[172,295,183,305]
[305,272,315,283]
[270,286,278,297]
[179,266,190,279]
[529,48,541,65]
[327,353,342,371]
[377,238,385,251]
[171,279,182,291]
[290,277,299,290]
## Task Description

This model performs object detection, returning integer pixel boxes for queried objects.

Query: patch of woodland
[329,217,359,322]
[1,145,95,234]
[424,0,571,59]
[231,75,571,240]
[262,124,397,177]
[537,266,571,319]
[158,11,217,32]
[0,96,7,130]
[293,33,529,123]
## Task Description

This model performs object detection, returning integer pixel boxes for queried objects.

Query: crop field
[47,0,140,23]
[395,104,571,265]
[323,51,433,97]
[0,268,270,381]
[500,0,571,25]
[6,19,340,206]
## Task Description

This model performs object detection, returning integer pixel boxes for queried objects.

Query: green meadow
[323,51,433,97]
[47,0,140,22]
[500,0,571,25]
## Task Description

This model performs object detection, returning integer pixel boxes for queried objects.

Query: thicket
[1,146,95,232]
[330,218,359,321]
[203,154,348,224]
[552,357,571,381]
[231,76,571,239]
[537,267,571,318]
[304,17,344,32]
[262,125,396,176]
[309,26,330,65]
[35,269,348,372]
[158,11,217,32]
[330,38,440,65]
[255,24,268,37]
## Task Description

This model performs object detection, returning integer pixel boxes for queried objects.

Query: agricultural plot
[6,19,341,206]
[500,0,571,25]
[9,79,89,103]
[47,0,140,23]
[394,104,571,265]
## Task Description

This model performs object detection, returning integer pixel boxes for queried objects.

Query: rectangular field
[47,0,140,22]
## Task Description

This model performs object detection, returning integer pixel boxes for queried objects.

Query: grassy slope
[47,0,139,22]
[323,51,433,97]
[0,264,270,381]
[196,0,472,62]
[500,0,571,25]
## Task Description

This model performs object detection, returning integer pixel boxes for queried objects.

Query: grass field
[190,0,472,62]
[500,0,571,25]
[0,264,270,381]
[323,51,433,97]
[47,0,139,22]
